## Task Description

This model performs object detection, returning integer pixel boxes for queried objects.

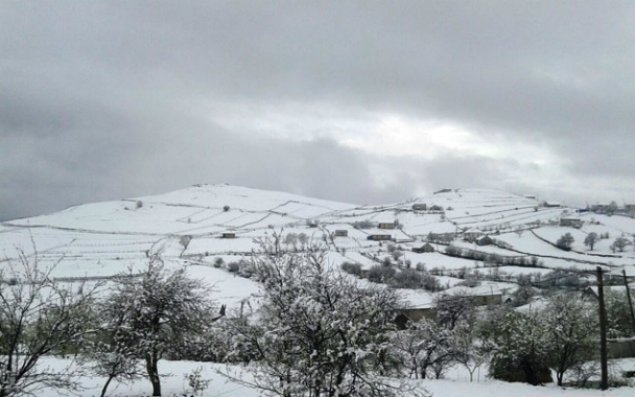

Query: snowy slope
[3,185,635,310]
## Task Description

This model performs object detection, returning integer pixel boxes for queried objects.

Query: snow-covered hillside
[2,184,635,309]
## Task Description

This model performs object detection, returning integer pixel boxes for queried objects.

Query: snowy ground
[38,357,635,397]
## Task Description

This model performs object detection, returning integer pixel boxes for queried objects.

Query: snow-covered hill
[2,184,635,309]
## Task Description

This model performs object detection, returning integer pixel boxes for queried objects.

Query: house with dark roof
[412,243,435,253]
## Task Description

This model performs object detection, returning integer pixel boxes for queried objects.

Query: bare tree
[106,258,219,396]
[434,292,475,330]
[453,321,487,382]
[0,249,97,397]
[81,300,144,397]
[391,319,456,380]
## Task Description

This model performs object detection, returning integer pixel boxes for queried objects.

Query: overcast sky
[1,1,634,220]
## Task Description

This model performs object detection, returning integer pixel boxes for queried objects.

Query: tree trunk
[100,374,115,397]
[556,371,564,386]
[146,355,161,396]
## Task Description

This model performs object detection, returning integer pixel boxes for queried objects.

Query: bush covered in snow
[222,246,422,397]
[341,261,363,276]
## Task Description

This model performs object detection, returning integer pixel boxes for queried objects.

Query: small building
[412,203,427,211]
[463,228,484,242]
[476,235,494,246]
[412,243,435,253]
[333,230,348,237]
[542,201,562,208]
[367,234,392,241]
[560,218,584,229]
[378,222,396,230]
[220,232,236,239]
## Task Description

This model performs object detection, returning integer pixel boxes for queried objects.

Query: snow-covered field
[3,184,635,310]
[38,357,635,397]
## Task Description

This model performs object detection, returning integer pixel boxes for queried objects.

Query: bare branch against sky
[1,1,634,220]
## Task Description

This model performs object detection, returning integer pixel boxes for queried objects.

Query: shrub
[341,262,362,277]
[227,262,240,273]
[542,270,587,290]
[223,250,407,397]
[456,277,480,288]
[392,250,403,261]
[487,311,552,385]
[223,205,230,212]
[390,269,423,289]
[421,272,443,292]
[184,367,211,396]
[556,233,574,251]
[367,265,396,284]
[238,259,255,278]
[508,285,535,307]
[490,356,552,385]
[213,257,224,268]
[445,245,463,257]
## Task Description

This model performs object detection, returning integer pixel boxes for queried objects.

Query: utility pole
[623,269,635,335]
[597,266,608,390]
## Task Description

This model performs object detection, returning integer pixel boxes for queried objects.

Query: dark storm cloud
[1,1,634,220]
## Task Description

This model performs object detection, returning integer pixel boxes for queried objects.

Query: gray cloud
[1,1,634,220]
